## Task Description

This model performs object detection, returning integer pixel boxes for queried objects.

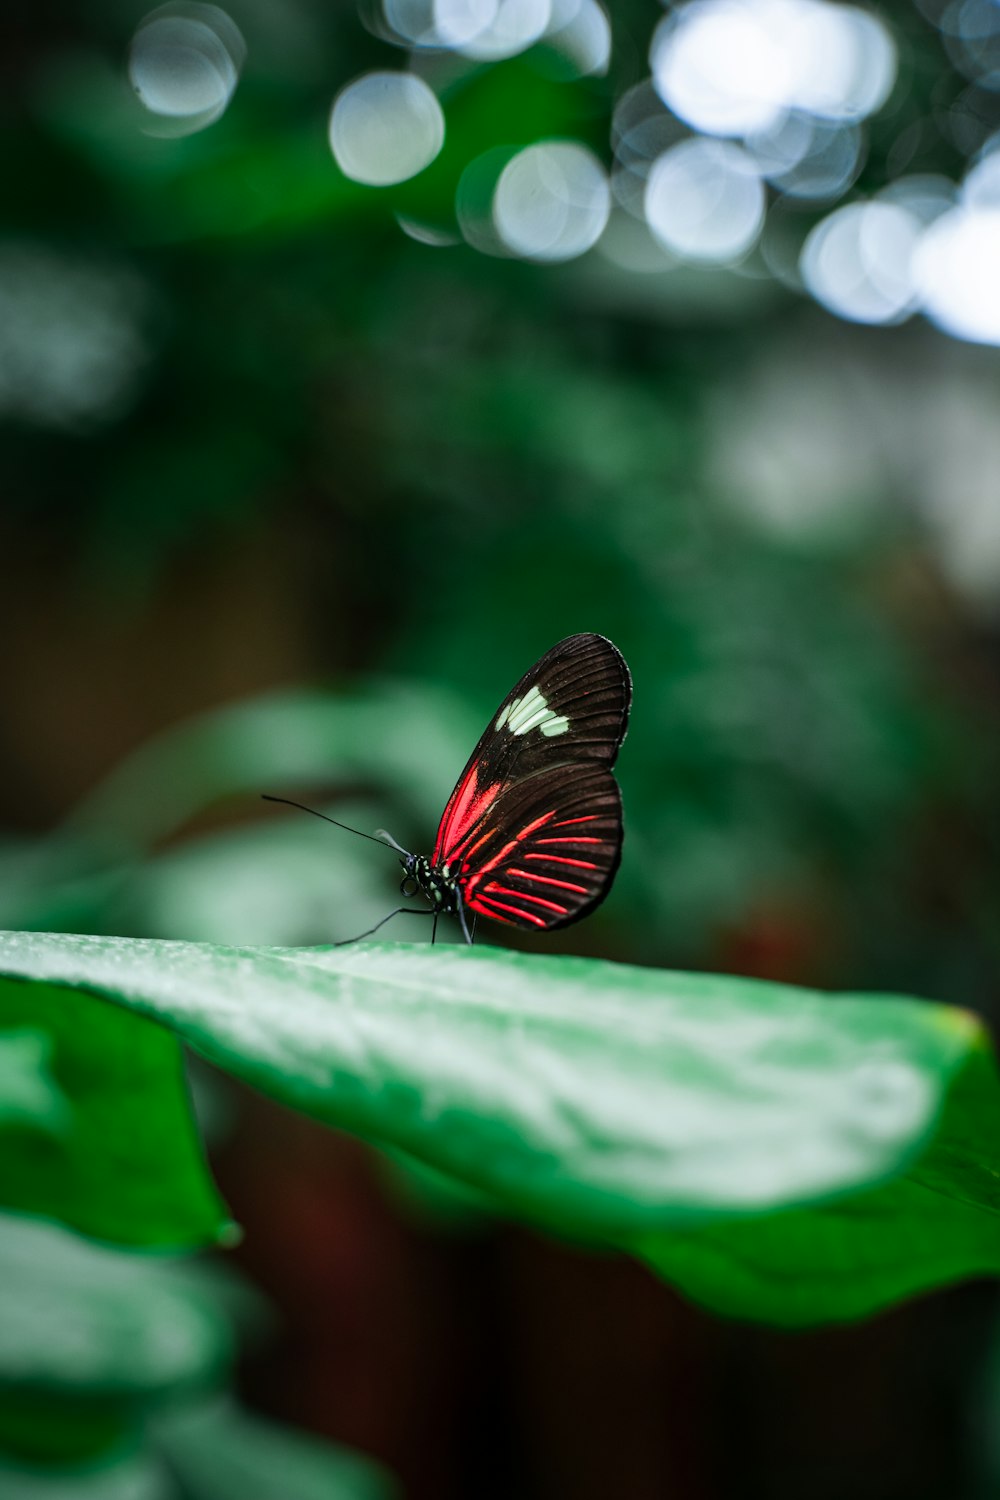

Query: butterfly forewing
[432,634,631,931]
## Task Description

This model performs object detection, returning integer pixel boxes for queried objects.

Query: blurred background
[3,0,1000,1494]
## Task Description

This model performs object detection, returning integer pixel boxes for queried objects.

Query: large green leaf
[0,931,998,1324]
[0,980,231,1248]
[635,1175,1000,1327]
[635,1039,1000,1323]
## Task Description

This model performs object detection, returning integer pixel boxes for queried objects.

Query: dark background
[4,0,1000,1495]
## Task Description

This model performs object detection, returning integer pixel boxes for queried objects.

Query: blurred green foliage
[0,1214,394,1498]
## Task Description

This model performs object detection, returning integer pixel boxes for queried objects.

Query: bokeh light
[800,200,921,325]
[457,148,516,255]
[964,139,1000,204]
[396,214,460,246]
[939,0,1000,89]
[915,205,1000,345]
[0,245,149,428]
[907,140,1000,345]
[544,0,612,76]
[329,71,445,186]
[492,141,610,261]
[129,2,245,136]
[381,0,499,50]
[611,80,687,219]
[745,114,863,200]
[880,172,955,223]
[455,0,551,60]
[650,0,896,138]
[645,139,765,262]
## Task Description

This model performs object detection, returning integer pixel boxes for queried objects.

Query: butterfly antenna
[374,827,412,856]
[260,795,403,851]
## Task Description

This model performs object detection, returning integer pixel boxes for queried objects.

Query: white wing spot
[495,684,570,737]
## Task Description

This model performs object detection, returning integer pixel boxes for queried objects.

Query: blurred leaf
[0,683,481,942]
[0,1389,129,1467]
[110,804,433,948]
[0,1214,242,1466]
[0,839,122,935]
[0,1215,235,1397]
[0,981,231,1248]
[0,1447,171,1500]
[152,1395,396,1500]
[0,1216,387,1491]
[0,933,998,1323]
[0,1029,68,1130]
[67,685,481,853]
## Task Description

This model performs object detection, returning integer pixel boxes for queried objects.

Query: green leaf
[0,1447,168,1500]
[1,932,998,1324]
[0,980,232,1248]
[0,1216,390,1493]
[0,933,984,1224]
[0,1391,130,1468]
[152,1396,396,1500]
[0,1214,243,1465]
[66,685,479,853]
[111,808,424,948]
[0,1215,235,1398]
[634,1174,1000,1327]
[0,1030,69,1131]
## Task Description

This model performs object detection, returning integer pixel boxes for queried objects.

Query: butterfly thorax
[401,854,459,913]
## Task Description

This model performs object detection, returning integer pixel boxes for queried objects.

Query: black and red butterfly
[265,633,631,943]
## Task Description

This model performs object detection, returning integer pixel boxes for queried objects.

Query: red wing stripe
[484,884,569,915]
[515,811,558,838]
[466,897,515,925]
[434,769,502,863]
[505,868,588,894]
[462,811,556,892]
[456,828,494,868]
[550,815,600,826]
[473,895,546,927]
[523,853,599,869]
[466,837,518,885]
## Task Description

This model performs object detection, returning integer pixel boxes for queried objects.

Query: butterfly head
[399,853,420,898]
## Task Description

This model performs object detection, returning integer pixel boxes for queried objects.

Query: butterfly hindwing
[458,761,624,930]
[431,634,631,930]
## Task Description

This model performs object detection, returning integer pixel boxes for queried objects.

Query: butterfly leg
[470,915,477,945]
[431,913,439,945]
[455,891,473,946]
[334,907,431,946]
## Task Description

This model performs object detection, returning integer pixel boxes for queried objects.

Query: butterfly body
[398,633,631,940]
[402,854,459,914]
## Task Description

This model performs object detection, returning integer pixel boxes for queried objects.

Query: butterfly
[265,633,631,944]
